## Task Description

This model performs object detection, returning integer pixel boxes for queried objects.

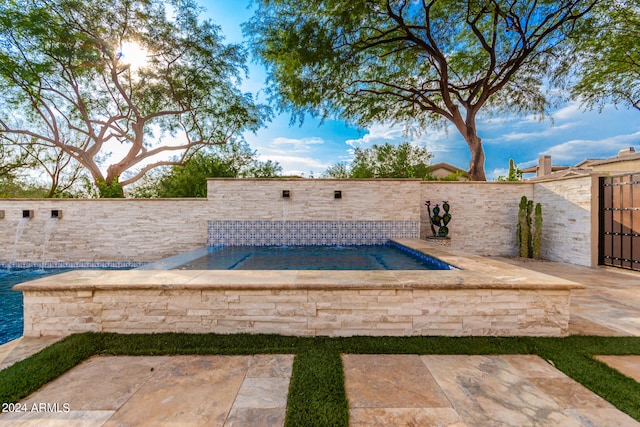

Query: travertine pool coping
[14,239,583,337]
[15,238,581,292]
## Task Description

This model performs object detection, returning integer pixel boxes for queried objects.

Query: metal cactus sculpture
[425,200,451,238]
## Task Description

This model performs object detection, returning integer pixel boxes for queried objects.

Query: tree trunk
[449,106,487,181]
[465,133,486,181]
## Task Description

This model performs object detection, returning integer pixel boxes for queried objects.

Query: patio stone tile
[349,408,467,427]
[0,410,114,427]
[421,355,584,427]
[224,408,286,427]
[246,354,294,378]
[500,355,566,379]
[231,377,289,409]
[20,356,171,410]
[528,377,613,408]
[566,408,640,427]
[103,355,251,427]
[595,355,640,382]
[342,354,450,409]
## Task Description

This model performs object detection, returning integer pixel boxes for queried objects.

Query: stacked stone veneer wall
[21,287,571,337]
[420,182,534,257]
[533,176,595,266]
[206,178,421,220]
[0,199,210,266]
[206,179,422,247]
[0,177,597,266]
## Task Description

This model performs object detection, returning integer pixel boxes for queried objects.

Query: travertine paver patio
[344,354,639,426]
[0,354,293,427]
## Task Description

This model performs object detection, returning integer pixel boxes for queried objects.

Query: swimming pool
[0,268,71,345]
[173,243,454,270]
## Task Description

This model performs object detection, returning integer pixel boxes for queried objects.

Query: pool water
[174,244,449,270]
[0,269,71,346]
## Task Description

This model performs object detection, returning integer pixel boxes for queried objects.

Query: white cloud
[254,136,329,173]
[345,123,405,148]
[270,137,325,153]
[540,131,640,163]
[345,122,452,153]
[551,102,584,122]
[488,168,508,180]
[256,153,330,176]
[499,123,577,142]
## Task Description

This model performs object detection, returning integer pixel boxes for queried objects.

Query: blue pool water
[174,244,452,270]
[0,268,71,346]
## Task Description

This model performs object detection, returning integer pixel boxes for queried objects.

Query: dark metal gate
[599,174,640,271]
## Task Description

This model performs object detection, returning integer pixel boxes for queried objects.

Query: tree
[0,0,267,197]
[322,162,351,178]
[559,0,640,112]
[0,144,30,181]
[324,142,432,178]
[130,141,282,197]
[246,0,598,181]
[497,158,522,181]
[20,145,87,197]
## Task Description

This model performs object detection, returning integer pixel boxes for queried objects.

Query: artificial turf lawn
[1,333,639,426]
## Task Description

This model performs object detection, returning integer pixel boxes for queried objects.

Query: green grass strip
[1,334,639,424]
[0,334,101,403]
[285,339,349,427]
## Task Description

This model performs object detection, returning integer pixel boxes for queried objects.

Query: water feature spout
[0,210,4,219]
[22,210,34,219]
[51,210,62,219]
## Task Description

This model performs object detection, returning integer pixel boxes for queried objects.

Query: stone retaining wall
[21,287,571,337]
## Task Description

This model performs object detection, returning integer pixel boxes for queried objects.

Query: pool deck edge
[14,239,582,292]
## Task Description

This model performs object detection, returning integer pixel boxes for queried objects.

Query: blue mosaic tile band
[387,241,459,271]
[208,220,419,247]
[0,261,146,270]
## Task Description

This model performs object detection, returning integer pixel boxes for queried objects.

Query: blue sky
[202,1,640,179]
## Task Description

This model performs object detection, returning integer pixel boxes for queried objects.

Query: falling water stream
[40,218,59,270]
[10,218,29,270]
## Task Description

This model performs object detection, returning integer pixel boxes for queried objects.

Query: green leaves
[562,0,640,112]
[130,141,282,198]
[0,0,267,195]
[247,0,597,181]
[324,141,433,179]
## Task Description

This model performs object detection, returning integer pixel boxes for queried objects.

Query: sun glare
[118,41,149,71]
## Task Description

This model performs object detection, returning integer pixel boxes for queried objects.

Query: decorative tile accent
[0,261,145,270]
[207,220,420,247]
